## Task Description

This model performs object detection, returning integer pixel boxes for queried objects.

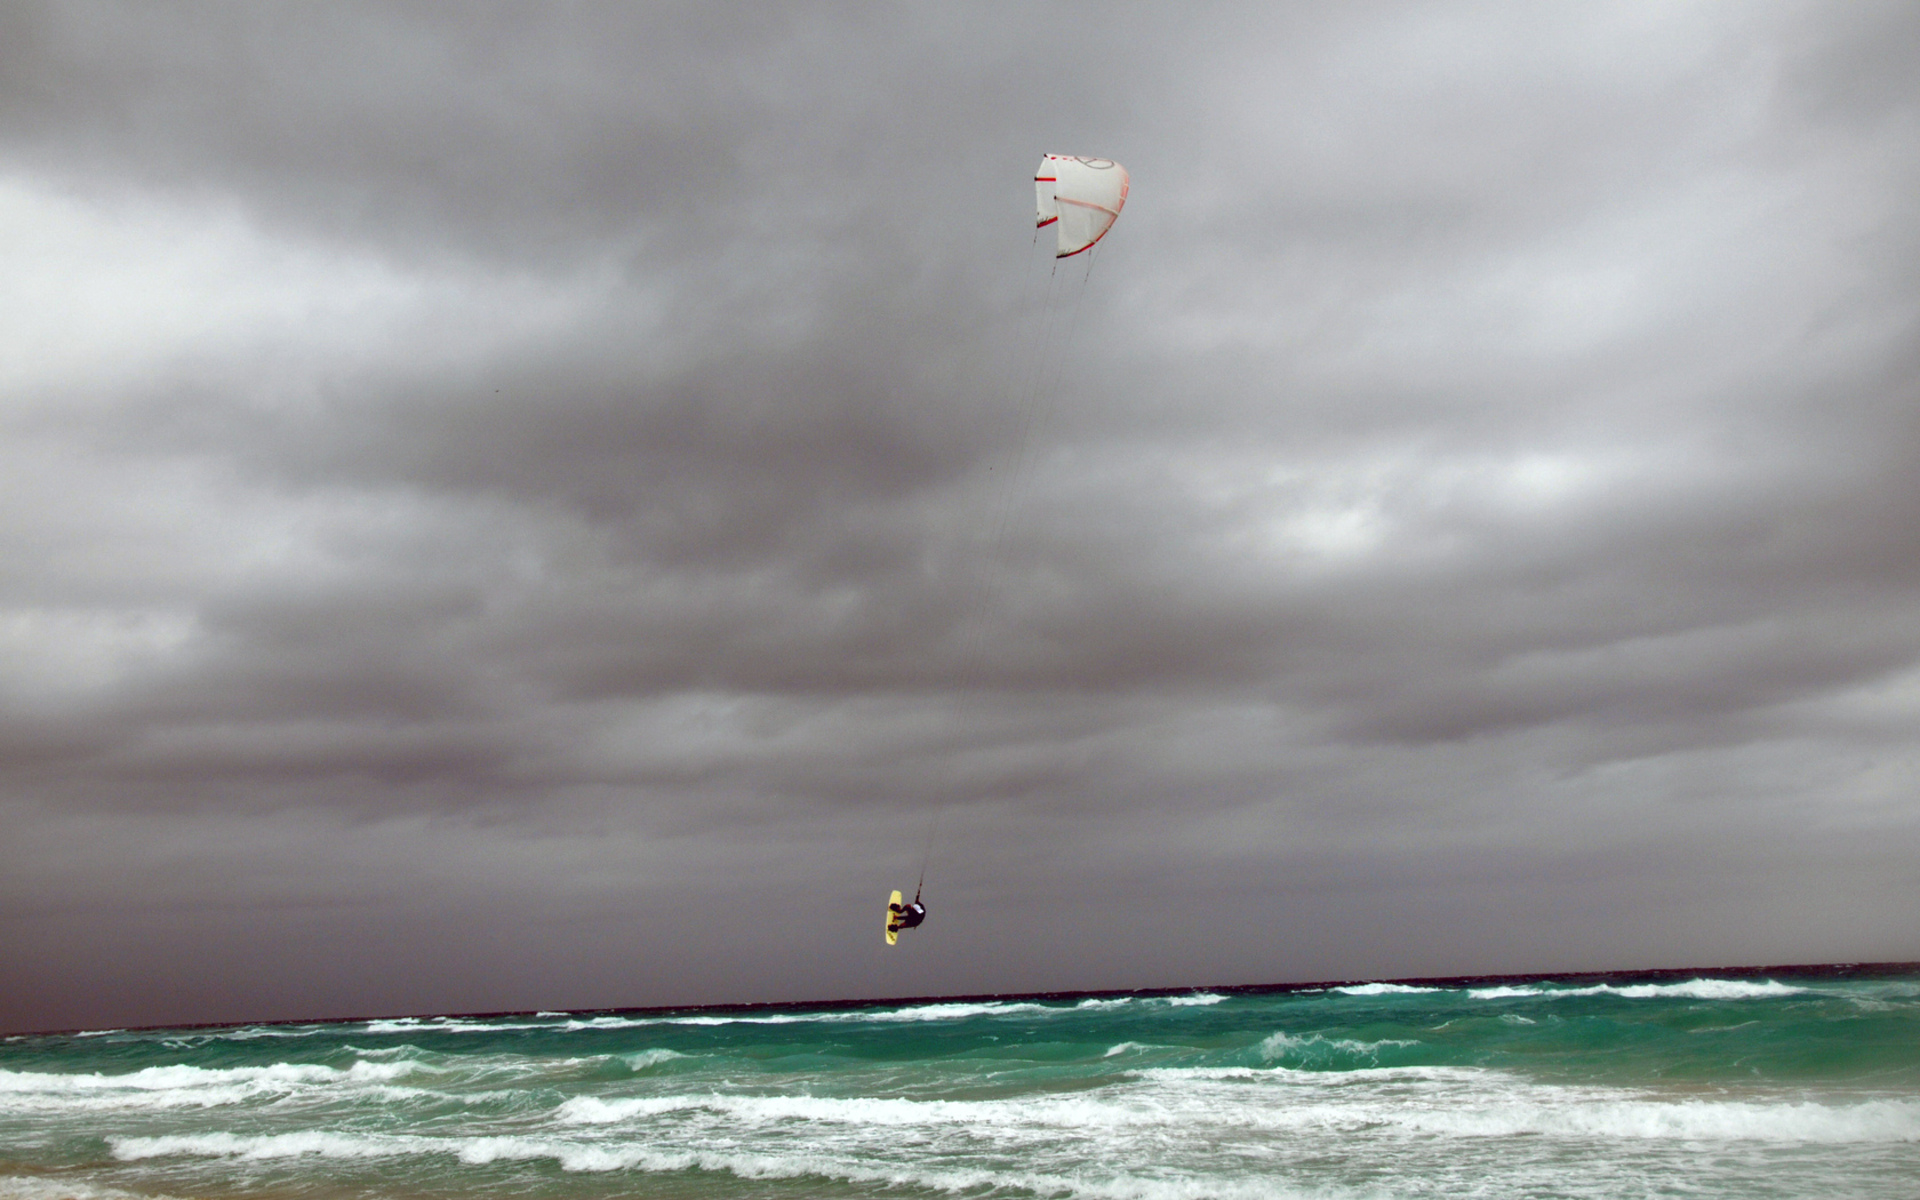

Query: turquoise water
[4,967,1919,1199]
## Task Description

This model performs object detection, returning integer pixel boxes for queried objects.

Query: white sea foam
[204,1025,333,1041]
[96,1065,1920,1200]
[562,1015,671,1030]
[1256,1031,1418,1065]
[1468,979,1806,1002]
[553,1087,1264,1134]
[1377,1093,1920,1143]
[846,1000,1067,1023]
[584,1000,1079,1026]
[1613,979,1804,1000]
[0,1059,421,1114]
[364,1017,556,1034]
[1139,1063,1483,1084]
[346,1044,422,1059]
[358,999,1103,1034]
[1135,1069,1920,1145]
[107,1129,1336,1200]
[0,1060,417,1093]
[552,1094,702,1123]
[127,1069,1918,1168]
[620,1048,684,1070]
[1157,992,1226,1007]
[1334,983,1442,996]
[555,1092,949,1129]
[552,1012,813,1030]
[1466,985,1540,999]
[687,999,1088,1026]
[113,1131,406,1162]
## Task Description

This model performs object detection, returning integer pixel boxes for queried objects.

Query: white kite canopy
[1034,155,1129,257]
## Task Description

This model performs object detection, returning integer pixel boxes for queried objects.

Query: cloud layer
[4,1,1918,1032]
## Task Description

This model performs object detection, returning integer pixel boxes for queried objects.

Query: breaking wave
[1468,979,1806,1001]
[14,969,1920,1200]
[0,1059,419,1113]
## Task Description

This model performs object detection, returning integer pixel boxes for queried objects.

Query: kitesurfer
[888,895,927,934]
[881,155,1128,947]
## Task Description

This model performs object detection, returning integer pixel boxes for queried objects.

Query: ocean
[4,965,1917,1200]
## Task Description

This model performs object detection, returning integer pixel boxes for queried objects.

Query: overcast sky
[3,1,1918,1033]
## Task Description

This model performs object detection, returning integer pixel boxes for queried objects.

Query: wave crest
[1468,979,1806,1001]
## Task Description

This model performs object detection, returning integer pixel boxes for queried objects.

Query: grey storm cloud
[3,1,1919,1032]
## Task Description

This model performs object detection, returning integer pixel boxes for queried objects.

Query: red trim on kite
[1056,196,1120,217]
[1056,210,1122,257]
[1036,216,1058,227]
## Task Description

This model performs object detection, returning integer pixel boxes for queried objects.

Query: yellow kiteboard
[885,890,902,946]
